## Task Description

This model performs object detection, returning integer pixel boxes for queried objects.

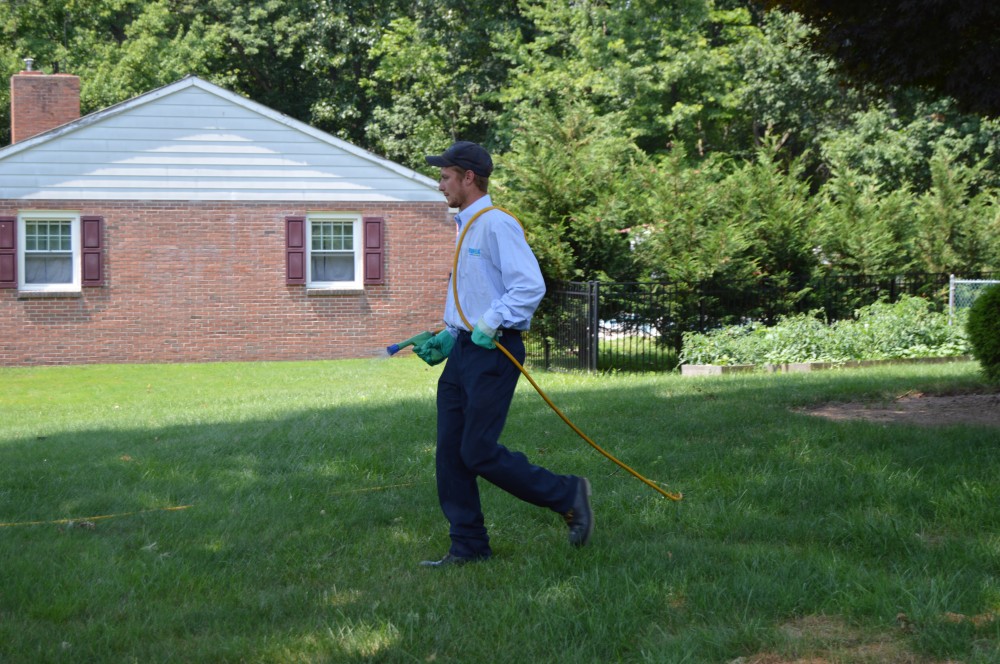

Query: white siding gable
[0,76,443,202]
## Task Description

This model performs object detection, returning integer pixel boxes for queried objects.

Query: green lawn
[1,358,998,663]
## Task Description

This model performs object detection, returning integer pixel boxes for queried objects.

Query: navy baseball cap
[425,141,493,177]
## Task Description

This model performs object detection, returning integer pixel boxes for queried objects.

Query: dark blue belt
[458,328,522,337]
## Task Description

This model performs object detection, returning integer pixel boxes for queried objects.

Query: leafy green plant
[966,283,1000,381]
[680,295,970,365]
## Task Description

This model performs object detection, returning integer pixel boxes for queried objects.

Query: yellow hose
[452,206,682,502]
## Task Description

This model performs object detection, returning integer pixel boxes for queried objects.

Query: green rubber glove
[471,317,498,349]
[414,330,456,366]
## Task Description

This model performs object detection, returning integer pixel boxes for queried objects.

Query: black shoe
[419,552,490,568]
[563,477,594,547]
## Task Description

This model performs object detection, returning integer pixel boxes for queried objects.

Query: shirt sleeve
[483,214,546,330]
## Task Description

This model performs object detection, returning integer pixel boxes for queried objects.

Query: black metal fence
[523,272,996,372]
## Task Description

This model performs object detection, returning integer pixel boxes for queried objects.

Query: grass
[597,336,679,372]
[1,357,999,663]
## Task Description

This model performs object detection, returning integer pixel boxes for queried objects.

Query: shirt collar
[455,194,493,229]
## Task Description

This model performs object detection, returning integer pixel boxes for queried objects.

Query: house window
[19,212,81,292]
[307,214,362,289]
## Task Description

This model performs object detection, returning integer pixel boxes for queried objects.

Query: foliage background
[2,0,998,285]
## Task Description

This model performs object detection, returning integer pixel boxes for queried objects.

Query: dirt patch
[730,614,953,664]
[798,391,1000,428]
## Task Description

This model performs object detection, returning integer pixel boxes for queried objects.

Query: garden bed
[799,389,1000,428]
[680,355,972,376]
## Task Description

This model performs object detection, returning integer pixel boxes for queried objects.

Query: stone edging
[680,356,973,377]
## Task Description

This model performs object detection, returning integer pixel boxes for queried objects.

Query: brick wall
[0,200,455,365]
[10,72,81,143]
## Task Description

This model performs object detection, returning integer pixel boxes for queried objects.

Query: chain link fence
[949,275,1000,325]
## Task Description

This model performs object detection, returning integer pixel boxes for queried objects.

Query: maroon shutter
[286,216,306,284]
[0,216,15,288]
[363,216,384,285]
[81,215,103,286]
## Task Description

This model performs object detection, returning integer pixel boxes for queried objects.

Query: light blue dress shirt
[443,195,546,334]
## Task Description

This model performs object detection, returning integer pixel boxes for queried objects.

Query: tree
[631,143,816,285]
[630,150,753,284]
[498,0,753,157]
[361,0,524,170]
[911,150,999,274]
[762,0,1000,117]
[813,170,916,274]
[716,145,817,283]
[496,99,643,282]
[736,9,861,160]
[163,0,328,127]
[304,0,439,149]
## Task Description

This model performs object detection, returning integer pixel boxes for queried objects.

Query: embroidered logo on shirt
[467,248,482,257]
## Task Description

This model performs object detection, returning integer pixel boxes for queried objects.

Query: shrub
[837,296,969,359]
[680,295,970,366]
[965,284,1000,382]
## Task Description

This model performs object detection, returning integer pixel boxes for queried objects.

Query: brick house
[0,69,454,366]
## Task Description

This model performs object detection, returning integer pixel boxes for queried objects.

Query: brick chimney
[10,59,81,143]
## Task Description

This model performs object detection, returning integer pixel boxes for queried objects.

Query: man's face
[438,167,471,209]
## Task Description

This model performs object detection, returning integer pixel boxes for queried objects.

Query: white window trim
[305,212,364,292]
[18,211,82,293]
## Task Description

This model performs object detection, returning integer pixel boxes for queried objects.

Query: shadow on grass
[1,364,998,662]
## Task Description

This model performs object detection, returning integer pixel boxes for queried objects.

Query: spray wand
[386,331,436,357]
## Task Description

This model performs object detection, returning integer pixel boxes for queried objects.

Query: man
[414,140,593,567]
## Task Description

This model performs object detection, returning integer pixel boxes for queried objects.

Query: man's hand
[414,330,456,366]
[471,317,498,350]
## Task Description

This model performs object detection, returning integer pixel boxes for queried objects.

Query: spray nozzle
[386,330,435,356]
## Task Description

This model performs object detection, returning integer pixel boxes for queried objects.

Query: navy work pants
[436,330,576,558]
